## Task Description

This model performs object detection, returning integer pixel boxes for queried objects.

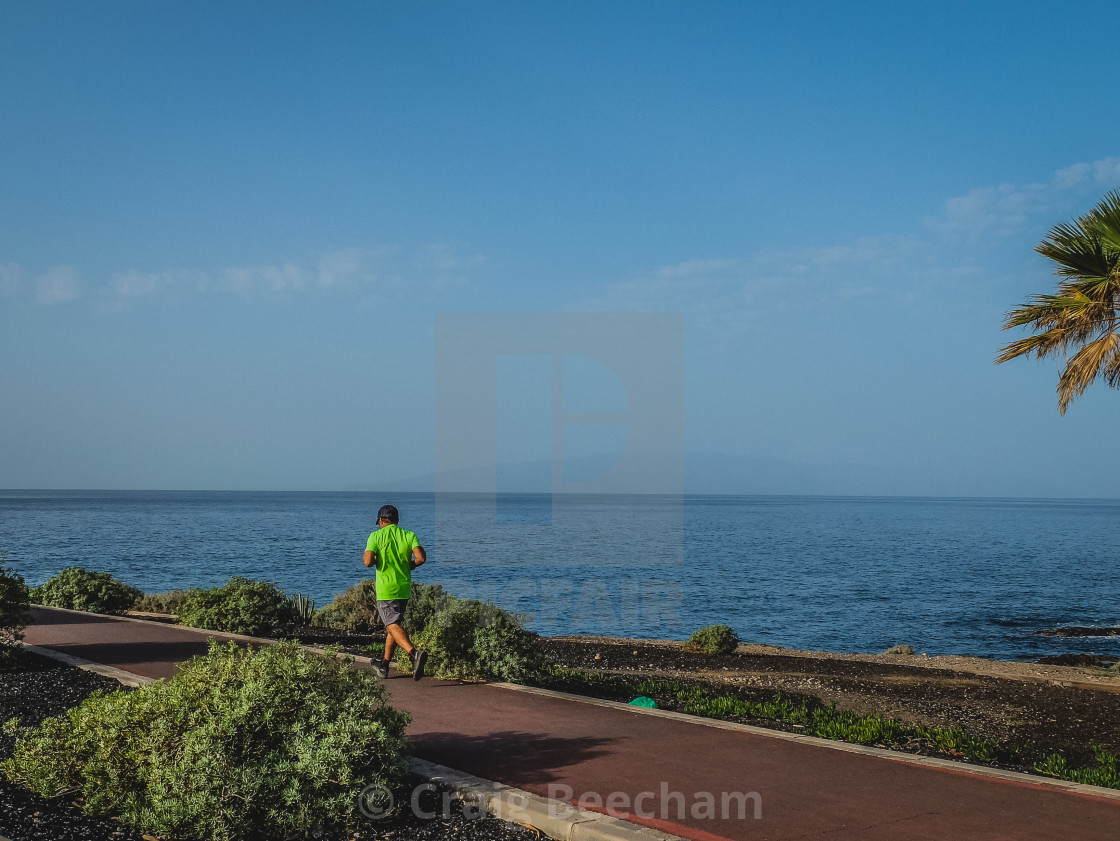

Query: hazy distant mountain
[346,451,962,496]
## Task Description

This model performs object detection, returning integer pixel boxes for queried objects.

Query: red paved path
[24,607,1120,841]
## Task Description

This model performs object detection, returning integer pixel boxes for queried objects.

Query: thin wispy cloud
[585,156,1120,323]
[0,246,484,310]
[34,265,82,305]
[581,234,935,323]
[924,156,1120,240]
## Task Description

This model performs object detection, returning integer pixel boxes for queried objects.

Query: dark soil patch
[539,637,1120,773]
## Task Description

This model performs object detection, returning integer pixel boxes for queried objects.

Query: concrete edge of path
[492,682,1120,804]
[23,644,157,688]
[19,637,681,841]
[409,758,684,841]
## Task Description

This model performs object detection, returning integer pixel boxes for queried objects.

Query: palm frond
[1036,228,1113,280]
[996,330,1068,364]
[1057,332,1120,414]
[1001,191,1120,413]
[1085,190,1120,254]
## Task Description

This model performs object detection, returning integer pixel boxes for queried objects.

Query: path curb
[23,644,157,687]
[410,758,683,841]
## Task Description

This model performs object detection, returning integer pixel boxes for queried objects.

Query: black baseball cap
[377,504,399,523]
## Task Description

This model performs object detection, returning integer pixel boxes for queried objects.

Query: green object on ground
[629,696,657,708]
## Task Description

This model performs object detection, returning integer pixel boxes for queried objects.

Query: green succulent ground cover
[3,641,409,841]
[540,666,1120,789]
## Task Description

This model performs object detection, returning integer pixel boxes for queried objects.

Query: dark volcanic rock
[1038,626,1120,637]
[1037,653,1119,668]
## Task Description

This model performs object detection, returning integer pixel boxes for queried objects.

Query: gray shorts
[376,599,408,627]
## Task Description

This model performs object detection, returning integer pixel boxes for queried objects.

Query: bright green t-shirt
[365,524,421,600]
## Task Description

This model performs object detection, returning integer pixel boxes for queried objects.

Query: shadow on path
[409,730,615,786]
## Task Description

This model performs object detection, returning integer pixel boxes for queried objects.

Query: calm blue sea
[1,490,1119,662]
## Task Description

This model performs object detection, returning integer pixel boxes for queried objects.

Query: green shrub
[407,599,545,683]
[402,581,456,638]
[2,640,410,841]
[685,624,740,655]
[471,604,548,683]
[177,577,295,636]
[315,580,455,636]
[132,589,191,615]
[0,555,30,654]
[31,567,142,615]
[314,578,380,632]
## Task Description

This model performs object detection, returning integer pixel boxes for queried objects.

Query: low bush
[315,580,455,636]
[2,640,410,841]
[405,598,545,683]
[685,624,740,655]
[31,567,142,615]
[314,578,380,632]
[882,644,915,655]
[0,555,30,654]
[177,577,295,636]
[402,581,456,638]
[132,589,191,615]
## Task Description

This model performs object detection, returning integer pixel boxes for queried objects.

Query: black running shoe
[412,649,428,681]
[374,659,389,679]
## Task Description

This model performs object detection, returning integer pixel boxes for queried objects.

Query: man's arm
[363,550,377,568]
[410,545,426,570]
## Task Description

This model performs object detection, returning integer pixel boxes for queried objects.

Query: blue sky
[3,1,1120,496]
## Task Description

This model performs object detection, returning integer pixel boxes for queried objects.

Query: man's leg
[376,600,410,678]
[387,623,427,678]
[384,622,413,657]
